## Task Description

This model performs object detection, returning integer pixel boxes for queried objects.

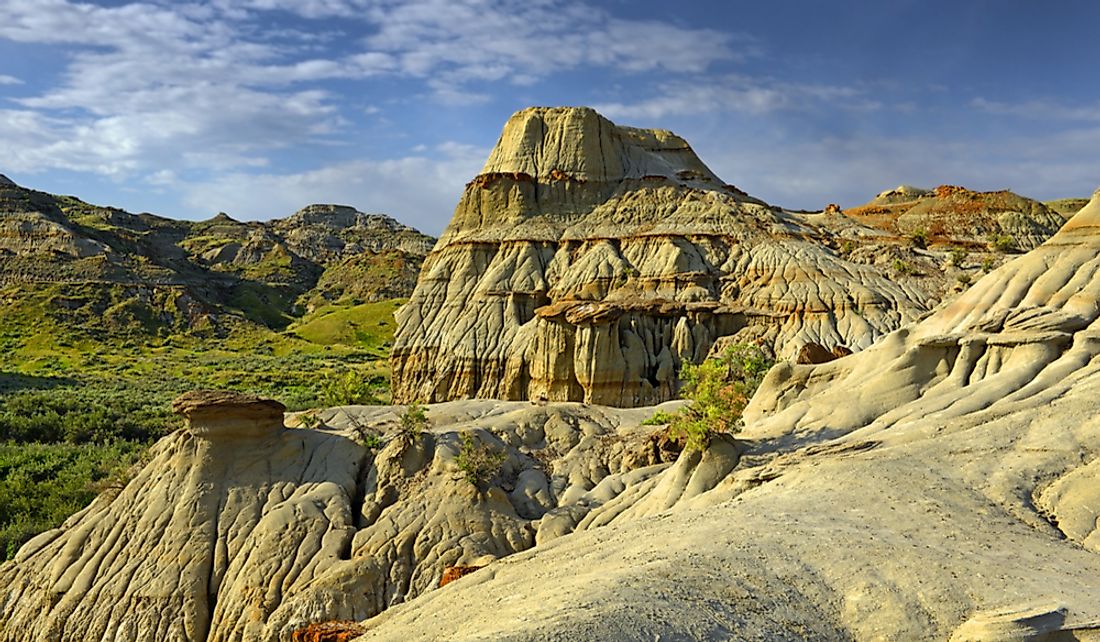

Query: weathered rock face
[0,391,367,642]
[347,190,1100,642]
[0,393,731,641]
[846,183,1065,252]
[391,107,937,407]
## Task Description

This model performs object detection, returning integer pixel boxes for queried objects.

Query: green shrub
[892,259,914,276]
[948,248,968,268]
[987,233,1016,253]
[909,229,929,249]
[362,433,384,450]
[455,432,506,490]
[0,440,143,560]
[319,369,385,407]
[641,410,677,426]
[981,256,997,272]
[956,273,973,287]
[669,344,773,451]
[396,402,428,443]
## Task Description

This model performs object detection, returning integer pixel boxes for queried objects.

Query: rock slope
[3,191,1099,641]
[845,184,1064,252]
[354,189,1100,640]
[391,107,945,407]
[0,391,731,641]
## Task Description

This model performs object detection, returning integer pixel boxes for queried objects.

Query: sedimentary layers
[391,107,938,407]
[353,189,1100,640]
[0,392,732,641]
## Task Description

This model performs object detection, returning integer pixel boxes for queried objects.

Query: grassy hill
[0,175,433,558]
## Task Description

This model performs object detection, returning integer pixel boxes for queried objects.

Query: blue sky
[0,0,1097,235]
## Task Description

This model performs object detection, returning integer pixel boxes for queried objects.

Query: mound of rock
[845,184,1064,252]
[391,107,939,407]
[0,390,731,641]
[353,189,1100,640]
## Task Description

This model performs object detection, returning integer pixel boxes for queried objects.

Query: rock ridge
[391,107,940,407]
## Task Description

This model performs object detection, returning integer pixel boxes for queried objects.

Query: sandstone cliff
[4,193,1100,641]
[352,188,1100,640]
[391,107,943,407]
[0,390,732,641]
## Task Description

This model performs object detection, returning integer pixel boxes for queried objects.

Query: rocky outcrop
[0,176,435,335]
[347,189,1100,641]
[391,107,939,407]
[846,184,1064,252]
[5,194,1099,642]
[0,392,732,641]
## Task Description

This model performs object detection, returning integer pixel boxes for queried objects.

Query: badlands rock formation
[4,191,1100,641]
[0,389,733,641]
[0,174,434,335]
[391,107,943,407]
[353,189,1100,640]
[846,184,1064,252]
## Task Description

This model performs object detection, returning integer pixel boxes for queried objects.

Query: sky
[0,0,1097,235]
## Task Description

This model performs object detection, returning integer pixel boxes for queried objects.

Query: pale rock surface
[0,392,727,641]
[351,190,1100,640]
[391,107,939,407]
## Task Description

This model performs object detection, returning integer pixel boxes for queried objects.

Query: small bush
[455,432,506,490]
[892,259,914,276]
[909,229,929,249]
[395,402,428,443]
[838,239,856,256]
[956,273,973,287]
[987,233,1016,253]
[319,369,385,407]
[981,256,996,272]
[669,344,773,451]
[948,248,968,268]
[641,410,677,426]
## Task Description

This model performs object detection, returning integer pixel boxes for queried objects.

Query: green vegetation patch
[0,440,143,560]
[290,299,403,351]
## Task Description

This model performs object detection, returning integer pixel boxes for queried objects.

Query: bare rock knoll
[0,391,732,641]
[353,189,1100,640]
[391,107,938,407]
[846,184,1064,252]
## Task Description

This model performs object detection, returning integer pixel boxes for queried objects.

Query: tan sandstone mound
[391,106,940,407]
[346,189,1100,640]
[846,184,1064,252]
[0,391,735,641]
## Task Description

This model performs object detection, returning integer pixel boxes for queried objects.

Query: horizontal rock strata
[391,107,940,407]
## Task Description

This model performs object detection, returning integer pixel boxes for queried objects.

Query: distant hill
[843,184,1065,252]
[0,174,434,339]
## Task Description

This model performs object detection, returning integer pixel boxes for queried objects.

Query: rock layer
[391,107,939,407]
[351,189,1100,641]
[0,394,729,641]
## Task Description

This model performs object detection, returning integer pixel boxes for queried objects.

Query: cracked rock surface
[353,190,1100,641]
[390,107,1039,408]
[0,393,728,641]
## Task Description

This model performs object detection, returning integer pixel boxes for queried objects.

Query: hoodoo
[390,107,936,407]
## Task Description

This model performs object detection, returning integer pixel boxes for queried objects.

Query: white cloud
[692,124,1100,211]
[0,74,23,85]
[595,75,870,121]
[357,0,744,99]
[0,0,745,181]
[972,97,1100,122]
[180,142,489,234]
